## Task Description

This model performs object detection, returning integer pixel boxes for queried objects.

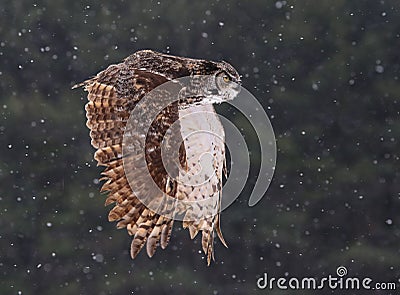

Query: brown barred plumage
[73,49,240,265]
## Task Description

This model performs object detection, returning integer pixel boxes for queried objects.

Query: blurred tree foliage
[0,0,399,294]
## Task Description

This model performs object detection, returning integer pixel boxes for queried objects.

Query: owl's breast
[176,104,225,201]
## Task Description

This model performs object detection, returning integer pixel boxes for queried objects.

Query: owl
[73,50,241,265]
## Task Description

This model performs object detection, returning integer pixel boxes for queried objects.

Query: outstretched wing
[75,51,228,265]
[76,61,184,259]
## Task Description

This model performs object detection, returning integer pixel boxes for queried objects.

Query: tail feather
[215,213,228,248]
[201,224,215,266]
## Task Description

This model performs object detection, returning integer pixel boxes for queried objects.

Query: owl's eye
[223,75,230,82]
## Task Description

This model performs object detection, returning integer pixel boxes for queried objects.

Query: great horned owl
[73,49,241,265]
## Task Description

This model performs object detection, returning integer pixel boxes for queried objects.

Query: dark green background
[1,0,399,294]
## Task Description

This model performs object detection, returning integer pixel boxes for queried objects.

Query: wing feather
[77,60,181,259]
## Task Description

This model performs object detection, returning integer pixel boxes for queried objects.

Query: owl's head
[180,59,241,107]
[212,60,241,101]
